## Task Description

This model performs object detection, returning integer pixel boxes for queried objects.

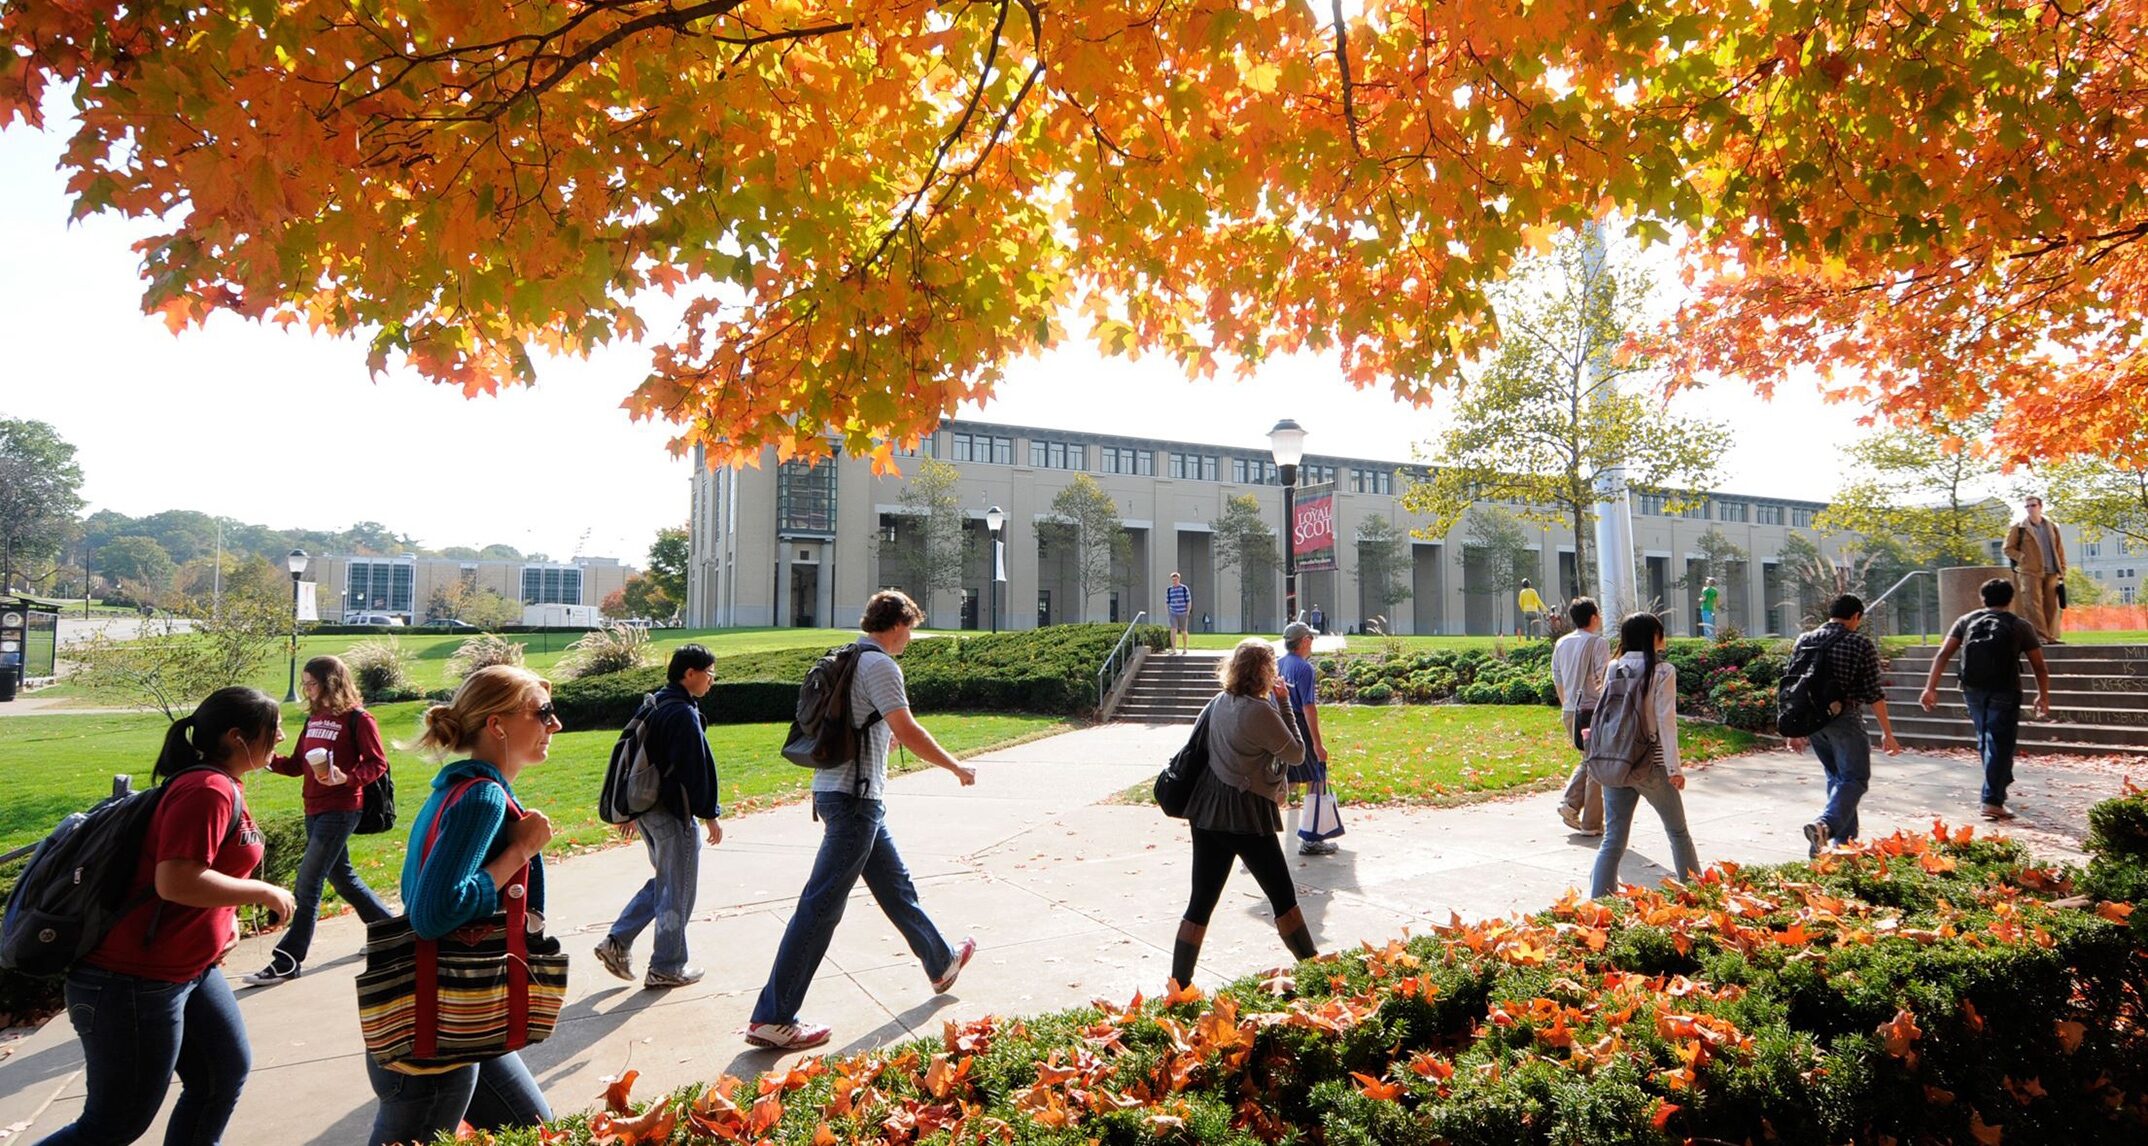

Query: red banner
[1293,487,1338,572]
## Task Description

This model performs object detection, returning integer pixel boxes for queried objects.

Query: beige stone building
[305,553,636,623]
[687,419,1853,637]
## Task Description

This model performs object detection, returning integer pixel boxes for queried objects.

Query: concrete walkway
[0,725,2127,1144]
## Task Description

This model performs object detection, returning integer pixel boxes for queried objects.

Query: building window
[2086,541,2101,558]
[1096,445,1154,475]
[893,435,936,458]
[346,560,414,614]
[777,457,837,535]
[1028,440,1085,470]
[1755,503,1783,525]
[1232,458,1280,485]
[950,432,1012,464]
[1681,501,1710,520]
[1791,507,1816,528]
[2124,586,2136,604]
[520,565,583,606]
[1349,468,1394,495]
[1637,494,1668,516]
[1169,452,1218,481]
[1718,501,1748,523]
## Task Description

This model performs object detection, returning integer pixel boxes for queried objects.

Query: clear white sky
[0,90,1870,562]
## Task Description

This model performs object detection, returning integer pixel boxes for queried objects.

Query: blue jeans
[1808,711,1872,842]
[38,965,250,1146]
[1591,767,1702,898]
[1963,689,2021,806]
[606,808,699,975]
[274,809,392,965]
[751,793,954,1025]
[364,1052,548,1146]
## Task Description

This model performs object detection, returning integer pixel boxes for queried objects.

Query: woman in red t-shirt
[240,655,394,985]
[40,687,298,1146]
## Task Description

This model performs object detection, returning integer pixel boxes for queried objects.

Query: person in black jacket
[594,644,724,989]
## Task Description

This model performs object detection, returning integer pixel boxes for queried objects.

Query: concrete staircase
[1868,643,2148,756]
[1110,651,1224,723]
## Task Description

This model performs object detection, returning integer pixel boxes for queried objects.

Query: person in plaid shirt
[1785,594,1903,856]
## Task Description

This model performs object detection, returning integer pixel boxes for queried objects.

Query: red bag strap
[413,775,533,1061]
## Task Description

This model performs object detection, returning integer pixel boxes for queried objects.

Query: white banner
[994,539,1006,583]
[296,580,319,622]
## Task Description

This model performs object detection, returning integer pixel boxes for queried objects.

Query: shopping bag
[1299,780,1345,842]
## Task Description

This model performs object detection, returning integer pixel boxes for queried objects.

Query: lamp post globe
[1268,420,1306,627]
[985,506,1005,633]
[284,549,309,703]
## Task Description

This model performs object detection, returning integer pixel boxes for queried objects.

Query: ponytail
[157,687,282,781]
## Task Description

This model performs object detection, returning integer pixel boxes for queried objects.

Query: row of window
[1350,468,1395,495]
[1634,494,1814,527]
[343,560,585,611]
[520,566,583,606]
[949,432,1014,465]
[932,432,1361,490]
[1097,444,1154,475]
[1029,440,1086,470]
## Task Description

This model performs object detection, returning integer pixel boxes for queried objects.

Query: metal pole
[1282,472,1299,626]
[285,572,300,703]
[990,537,1000,634]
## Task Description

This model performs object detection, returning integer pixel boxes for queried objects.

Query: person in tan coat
[2002,496,2067,643]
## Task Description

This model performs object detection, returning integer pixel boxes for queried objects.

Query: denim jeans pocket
[65,984,101,1036]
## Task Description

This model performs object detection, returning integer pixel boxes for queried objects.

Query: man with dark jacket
[595,643,724,989]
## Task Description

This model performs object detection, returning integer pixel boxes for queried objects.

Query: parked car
[419,617,479,630]
[349,612,406,626]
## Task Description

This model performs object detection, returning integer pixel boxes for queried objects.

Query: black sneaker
[240,951,301,986]
[1803,820,1830,859]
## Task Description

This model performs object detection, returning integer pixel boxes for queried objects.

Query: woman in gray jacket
[1172,638,1319,988]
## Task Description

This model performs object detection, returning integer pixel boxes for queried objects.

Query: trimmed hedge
[549,623,1167,729]
[457,804,2148,1146]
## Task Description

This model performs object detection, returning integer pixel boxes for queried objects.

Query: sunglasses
[530,702,558,723]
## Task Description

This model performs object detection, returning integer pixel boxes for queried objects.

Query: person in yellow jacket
[1517,579,1546,638]
[2002,496,2067,644]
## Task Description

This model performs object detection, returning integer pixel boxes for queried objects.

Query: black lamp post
[284,549,309,702]
[985,505,1005,633]
[1268,419,1306,627]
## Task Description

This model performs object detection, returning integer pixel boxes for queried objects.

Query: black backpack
[1777,626,1852,738]
[1958,610,2023,691]
[1154,698,1217,818]
[332,712,397,836]
[781,644,885,771]
[1,767,239,978]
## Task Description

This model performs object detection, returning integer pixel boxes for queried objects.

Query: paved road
[0,727,2122,1144]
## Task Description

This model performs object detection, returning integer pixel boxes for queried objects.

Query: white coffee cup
[305,747,329,768]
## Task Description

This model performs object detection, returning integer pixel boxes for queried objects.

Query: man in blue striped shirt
[1165,572,1192,653]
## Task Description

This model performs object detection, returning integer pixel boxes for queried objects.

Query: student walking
[1552,598,1611,835]
[1172,638,1319,988]
[1786,595,1904,856]
[1278,622,1339,856]
[241,655,393,985]
[745,591,978,1052]
[2003,495,2068,643]
[37,687,296,1146]
[1919,578,2052,820]
[1517,579,1546,638]
[1699,578,1720,637]
[1589,614,1703,897]
[596,644,725,989]
[364,666,559,1146]
[1166,573,1193,653]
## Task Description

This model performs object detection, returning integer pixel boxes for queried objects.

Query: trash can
[0,658,19,703]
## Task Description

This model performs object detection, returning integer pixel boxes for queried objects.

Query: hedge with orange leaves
[468,816,2148,1146]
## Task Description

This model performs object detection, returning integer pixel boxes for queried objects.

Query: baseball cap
[1281,622,1312,644]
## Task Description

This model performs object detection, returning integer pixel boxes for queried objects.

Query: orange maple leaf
[1878,1009,1923,1062]
[1351,1071,1404,1101]
[602,1070,639,1114]
[2054,1020,2086,1054]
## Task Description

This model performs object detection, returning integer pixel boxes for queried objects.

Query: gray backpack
[1583,662,1656,788]
[597,694,665,824]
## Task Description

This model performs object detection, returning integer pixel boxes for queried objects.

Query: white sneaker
[744,1020,832,1051]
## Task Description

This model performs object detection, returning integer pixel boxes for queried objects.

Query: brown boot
[1276,905,1318,960]
[1170,919,1206,989]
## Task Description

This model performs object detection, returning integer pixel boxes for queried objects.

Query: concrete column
[1941,566,2013,624]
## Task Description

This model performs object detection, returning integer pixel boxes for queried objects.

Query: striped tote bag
[356,779,569,1069]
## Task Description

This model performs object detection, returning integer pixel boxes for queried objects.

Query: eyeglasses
[531,702,558,723]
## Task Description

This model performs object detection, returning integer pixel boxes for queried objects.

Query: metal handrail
[1865,569,1932,613]
[1096,611,1151,707]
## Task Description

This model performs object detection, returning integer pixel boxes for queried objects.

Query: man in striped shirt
[1166,572,1192,654]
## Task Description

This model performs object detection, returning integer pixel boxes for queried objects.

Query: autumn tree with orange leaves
[4,1,2145,467]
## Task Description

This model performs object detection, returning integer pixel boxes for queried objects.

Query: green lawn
[33,626,911,704]
[0,702,1071,909]
[1119,704,1758,807]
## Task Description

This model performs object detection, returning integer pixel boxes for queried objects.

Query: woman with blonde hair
[1170,637,1318,989]
[364,665,558,1146]
[242,654,394,985]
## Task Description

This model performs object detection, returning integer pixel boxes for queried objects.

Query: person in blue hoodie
[595,644,724,989]
[364,665,558,1146]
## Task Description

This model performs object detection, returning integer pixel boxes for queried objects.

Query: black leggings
[1183,828,1298,926]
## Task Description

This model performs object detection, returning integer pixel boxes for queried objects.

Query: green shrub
[1709,674,1776,731]
[1358,682,1394,704]
[343,639,414,703]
